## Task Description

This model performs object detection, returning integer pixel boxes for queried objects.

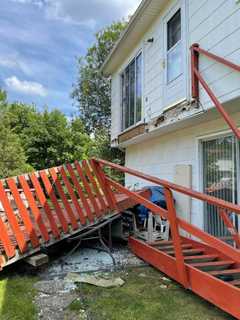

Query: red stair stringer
[129,236,240,319]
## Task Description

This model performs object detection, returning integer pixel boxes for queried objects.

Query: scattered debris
[25,253,49,267]
[139,272,147,278]
[160,284,168,289]
[34,280,77,295]
[66,272,125,288]
[35,280,78,320]
[33,244,142,320]
[40,244,145,279]
[36,291,78,320]
[64,308,87,320]
[161,276,172,282]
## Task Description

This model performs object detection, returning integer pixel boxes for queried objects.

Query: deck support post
[191,43,199,100]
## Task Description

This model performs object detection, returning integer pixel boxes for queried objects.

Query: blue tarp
[136,186,167,223]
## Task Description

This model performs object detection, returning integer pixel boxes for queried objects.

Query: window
[202,135,239,237]
[121,52,142,130]
[167,9,182,83]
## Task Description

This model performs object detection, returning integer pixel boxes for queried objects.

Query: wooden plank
[129,236,240,319]
[160,244,192,251]
[7,178,39,248]
[66,163,94,223]
[82,160,107,214]
[30,173,60,238]
[49,168,79,230]
[0,216,15,258]
[219,208,240,248]
[25,253,49,267]
[39,170,68,233]
[164,187,189,288]
[209,269,240,276]
[74,161,100,217]
[59,167,87,226]
[96,158,240,216]
[184,254,219,263]
[179,219,240,264]
[228,279,240,286]
[0,181,27,253]
[90,159,118,211]
[18,175,50,242]
[166,248,205,256]
[150,240,175,246]
[190,260,234,271]
[118,123,146,144]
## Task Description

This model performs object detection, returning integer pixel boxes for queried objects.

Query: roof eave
[102,0,166,76]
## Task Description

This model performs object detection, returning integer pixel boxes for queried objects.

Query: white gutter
[102,0,166,76]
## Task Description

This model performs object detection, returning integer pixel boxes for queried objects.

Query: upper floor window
[167,9,182,83]
[121,52,142,130]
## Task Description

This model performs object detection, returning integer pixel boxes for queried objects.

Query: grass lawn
[0,275,38,320]
[71,266,234,320]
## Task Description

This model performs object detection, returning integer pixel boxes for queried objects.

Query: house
[102,0,240,238]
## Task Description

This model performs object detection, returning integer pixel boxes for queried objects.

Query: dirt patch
[35,280,78,320]
[34,244,144,320]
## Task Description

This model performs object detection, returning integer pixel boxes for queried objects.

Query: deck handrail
[94,158,240,288]
[190,43,240,140]
[95,158,240,215]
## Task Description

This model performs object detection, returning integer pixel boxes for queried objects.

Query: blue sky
[0,0,140,116]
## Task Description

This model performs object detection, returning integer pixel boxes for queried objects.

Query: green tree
[23,109,93,170]
[72,21,126,133]
[0,92,94,171]
[72,21,126,164]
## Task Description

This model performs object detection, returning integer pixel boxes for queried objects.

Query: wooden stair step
[184,254,219,263]
[228,279,240,287]
[149,240,174,246]
[209,268,240,277]
[150,240,186,247]
[190,260,235,271]
[160,244,192,251]
[165,248,204,256]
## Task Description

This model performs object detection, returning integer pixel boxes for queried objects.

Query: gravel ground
[34,243,145,320]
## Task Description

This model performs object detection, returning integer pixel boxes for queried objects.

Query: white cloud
[10,0,44,7]
[45,0,141,27]
[8,0,141,28]
[0,55,32,75]
[5,76,48,97]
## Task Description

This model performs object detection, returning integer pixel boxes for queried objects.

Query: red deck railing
[0,158,240,317]
[93,158,240,289]
[191,43,240,140]
[0,160,144,268]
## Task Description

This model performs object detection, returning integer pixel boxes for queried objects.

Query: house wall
[125,110,240,229]
[190,0,240,107]
[110,0,240,142]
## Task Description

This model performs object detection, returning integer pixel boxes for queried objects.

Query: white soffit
[102,0,167,76]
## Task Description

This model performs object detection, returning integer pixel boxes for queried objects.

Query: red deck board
[0,191,145,262]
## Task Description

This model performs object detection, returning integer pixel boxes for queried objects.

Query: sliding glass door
[202,135,239,237]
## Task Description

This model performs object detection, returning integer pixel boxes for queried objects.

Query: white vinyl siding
[189,0,240,108]
[125,110,240,229]
[110,0,240,143]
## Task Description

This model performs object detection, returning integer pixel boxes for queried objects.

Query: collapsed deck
[0,158,240,319]
[0,159,147,269]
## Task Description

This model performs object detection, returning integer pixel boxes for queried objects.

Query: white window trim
[196,129,240,233]
[162,0,188,106]
[166,8,182,84]
[120,49,144,133]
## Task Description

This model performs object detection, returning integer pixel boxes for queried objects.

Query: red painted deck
[1,157,240,319]
[0,160,149,268]
[96,159,240,320]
